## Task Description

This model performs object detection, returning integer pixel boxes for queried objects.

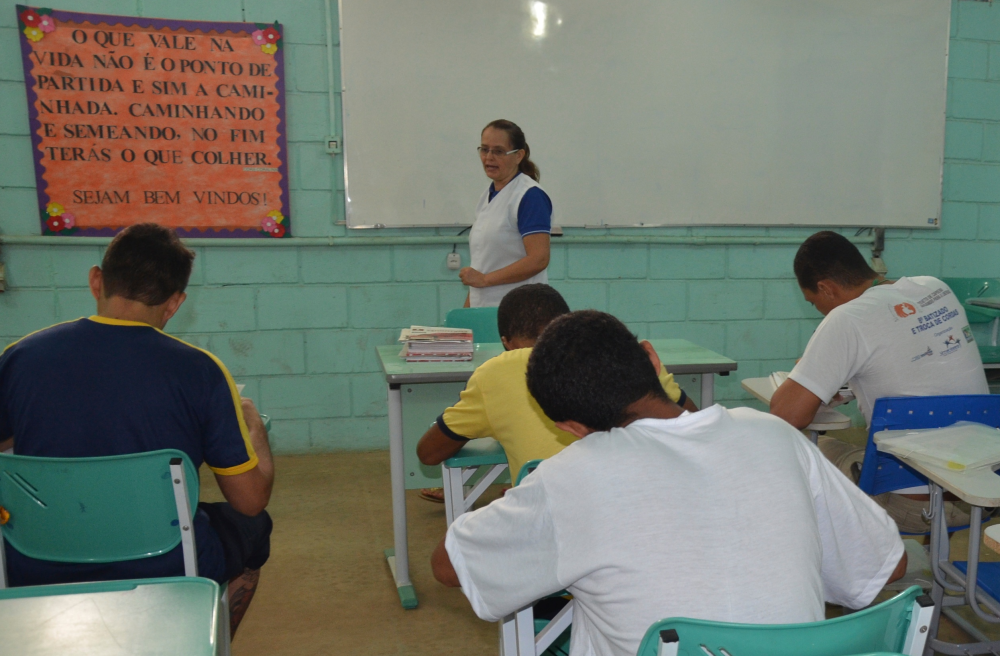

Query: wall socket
[446,253,462,270]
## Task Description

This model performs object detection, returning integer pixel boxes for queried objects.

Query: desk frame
[377,340,736,609]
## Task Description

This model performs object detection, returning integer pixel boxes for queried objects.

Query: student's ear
[640,340,663,375]
[160,291,187,325]
[88,266,103,302]
[501,335,511,350]
[815,279,837,299]
[555,420,594,439]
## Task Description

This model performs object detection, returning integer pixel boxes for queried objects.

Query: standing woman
[461,120,552,307]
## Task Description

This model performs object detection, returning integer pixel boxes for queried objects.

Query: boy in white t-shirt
[432,310,905,656]
[771,231,987,532]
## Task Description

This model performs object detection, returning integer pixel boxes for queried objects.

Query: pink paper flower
[60,212,75,229]
[261,216,277,232]
[37,15,55,33]
[251,29,266,45]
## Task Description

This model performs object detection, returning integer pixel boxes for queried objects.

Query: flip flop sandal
[420,487,445,503]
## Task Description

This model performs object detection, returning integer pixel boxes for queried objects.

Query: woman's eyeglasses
[477,147,520,157]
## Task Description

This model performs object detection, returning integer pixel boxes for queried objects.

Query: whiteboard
[340,0,950,228]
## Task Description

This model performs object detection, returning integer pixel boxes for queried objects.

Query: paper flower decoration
[266,209,284,223]
[60,212,75,229]
[46,202,63,216]
[19,8,40,27]
[262,27,281,44]
[24,26,44,42]
[251,29,266,45]
[46,215,67,232]
[270,223,286,238]
[261,216,277,232]
[38,14,55,33]
[261,43,277,55]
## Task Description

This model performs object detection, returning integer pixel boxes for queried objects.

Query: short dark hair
[497,284,570,341]
[793,231,877,292]
[526,310,668,431]
[100,223,195,305]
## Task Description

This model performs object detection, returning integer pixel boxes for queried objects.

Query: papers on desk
[398,326,474,362]
[967,297,1000,310]
[875,422,1000,472]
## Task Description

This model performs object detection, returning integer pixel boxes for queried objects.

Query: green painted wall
[1,0,999,453]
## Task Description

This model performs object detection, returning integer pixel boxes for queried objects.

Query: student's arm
[888,552,908,584]
[681,394,699,413]
[770,378,823,430]
[432,535,460,587]
[460,234,550,288]
[0,437,11,452]
[418,421,467,466]
[215,398,275,517]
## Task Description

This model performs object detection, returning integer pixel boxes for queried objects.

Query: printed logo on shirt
[894,303,917,318]
[934,327,953,337]
[911,346,934,362]
[940,335,962,356]
[963,325,975,343]
[918,287,952,308]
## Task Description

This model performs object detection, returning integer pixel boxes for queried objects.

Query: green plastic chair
[0,577,226,655]
[445,307,502,343]
[442,439,510,526]
[637,585,933,656]
[0,449,200,586]
[941,278,1000,362]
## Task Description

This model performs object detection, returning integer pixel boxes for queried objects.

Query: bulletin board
[16,6,290,238]
[340,0,951,229]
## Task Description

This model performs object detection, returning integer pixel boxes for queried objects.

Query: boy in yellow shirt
[418,284,697,499]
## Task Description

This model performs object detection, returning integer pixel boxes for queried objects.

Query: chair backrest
[858,395,1000,495]
[445,307,501,343]
[0,449,198,563]
[637,586,926,656]
[516,459,544,486]
[940,278,1000,324]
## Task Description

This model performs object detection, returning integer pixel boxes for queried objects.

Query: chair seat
[953,561,1000,601]
[444,438,507,468]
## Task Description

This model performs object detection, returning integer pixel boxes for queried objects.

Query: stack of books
[398,326,474,362]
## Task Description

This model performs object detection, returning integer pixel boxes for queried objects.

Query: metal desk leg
[808,430,819,445]
[992,317,999,347]
[701,373,714,407]
[384,383,417,609]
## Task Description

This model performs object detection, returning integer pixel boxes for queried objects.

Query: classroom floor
[205,431,1000,655]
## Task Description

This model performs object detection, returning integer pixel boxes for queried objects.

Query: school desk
[376,339,737,609]
[740,377,852,442]
[886,444,1000,656]
[0,577,225,655]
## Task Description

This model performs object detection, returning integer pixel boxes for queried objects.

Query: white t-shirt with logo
[445,406,904,656]
[790,276,988,426]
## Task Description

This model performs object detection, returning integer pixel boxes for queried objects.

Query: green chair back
[445,307,502,343]
[516,459,544,486]
[636,586,923,656]
[941,278,1000,323]
[0,449,198,563]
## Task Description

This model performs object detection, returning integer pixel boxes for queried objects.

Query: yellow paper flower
[46,202,63,216]
[261,43,277,55]
[24,26,44,42]
[266,209,284,223]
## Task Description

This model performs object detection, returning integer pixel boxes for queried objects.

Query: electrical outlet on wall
[446,253,462,270]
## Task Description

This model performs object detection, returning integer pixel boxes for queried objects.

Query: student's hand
[459,267,488,288]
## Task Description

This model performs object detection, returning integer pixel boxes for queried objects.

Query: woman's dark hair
[100,223,195,305]
[497,284,570,342]
[483,119,540,182]
[794,231,877,292]
[526,310,668,431]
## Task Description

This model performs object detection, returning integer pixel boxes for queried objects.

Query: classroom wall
[1,0,999,453]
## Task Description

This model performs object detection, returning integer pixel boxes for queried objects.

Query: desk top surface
[890,454,1000,507]
[741,377,852,431]
[377,338,737,384]
[0,578,220,655]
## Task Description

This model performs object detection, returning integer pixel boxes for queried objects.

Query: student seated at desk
[432,310,906,656]
[417,284,697,500]
[770,231,988,532]
[0,224,274,637]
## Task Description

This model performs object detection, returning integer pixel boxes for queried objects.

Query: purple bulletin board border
[16,5,291,239]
